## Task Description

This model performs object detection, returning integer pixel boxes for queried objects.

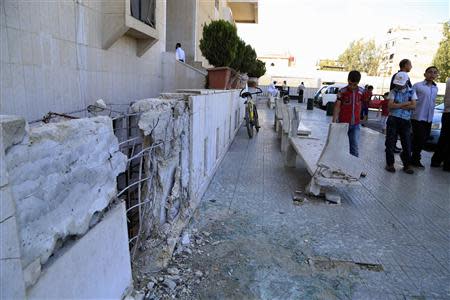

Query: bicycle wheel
[253,106,260,132]
[245,110,253,138]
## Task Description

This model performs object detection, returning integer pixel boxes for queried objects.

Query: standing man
[431,78,450,172]
[385,72,417,174]
[332,70,364,157]
[410,66,439,168]
[175,43,185,62]
[268,81,278,97]
[297,82,305,103]
[390,59,413,153]
[390,59,412,90]
[281,80,289,97]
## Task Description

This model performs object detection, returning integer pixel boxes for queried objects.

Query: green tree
[432,21,450,82]
[230,38,246,71]
[338,39,382,76]
[239,44,257,74]
[248,59,266,78]
[199,20,239,67]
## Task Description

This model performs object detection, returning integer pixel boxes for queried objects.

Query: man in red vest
[332,70,365,157]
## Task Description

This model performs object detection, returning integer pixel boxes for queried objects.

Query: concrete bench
[267,95,276,109]
[293,106,311,137]
[285,121,363,204]
[274,98,284,135]
[276,102,311,140]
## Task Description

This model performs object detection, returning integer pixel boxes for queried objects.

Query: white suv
[320,83,347,108]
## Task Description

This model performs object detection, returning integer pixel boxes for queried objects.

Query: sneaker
[411,161,425,169]
[360,172,367,177]
[403,167,414,174]
[385,165,396,173]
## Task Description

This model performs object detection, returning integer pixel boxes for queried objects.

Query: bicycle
[240,87,262,138]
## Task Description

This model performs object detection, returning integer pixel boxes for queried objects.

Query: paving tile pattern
[191,102,450,299]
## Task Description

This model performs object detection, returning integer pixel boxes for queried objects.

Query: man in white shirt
[268,81,278,97]
[175,43,185,62]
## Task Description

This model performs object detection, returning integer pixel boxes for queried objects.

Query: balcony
[102,0,159,57]
[227,0,258,24]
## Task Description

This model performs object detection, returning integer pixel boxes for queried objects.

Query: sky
[236,0,449,72]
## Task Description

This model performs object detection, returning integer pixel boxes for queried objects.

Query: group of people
[332,59,449,173]
[267,81,306,104]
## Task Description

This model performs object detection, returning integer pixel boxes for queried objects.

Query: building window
[389,54,394,60]
[130,0,156,28]
[215,0,219,10]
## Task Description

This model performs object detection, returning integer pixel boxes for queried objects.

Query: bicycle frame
[240,87,262,138]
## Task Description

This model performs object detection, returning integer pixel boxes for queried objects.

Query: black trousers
[298,91,304,103]
[431,112,450,170]
[385,116,412,167]
[411,119,432,163]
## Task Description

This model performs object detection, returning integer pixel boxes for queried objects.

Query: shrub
[248,59,266,78]
[199,20,239,67]
[230,38,246,71]
[239,45,257,74]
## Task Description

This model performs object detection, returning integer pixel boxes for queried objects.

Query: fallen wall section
[0,115,131,298]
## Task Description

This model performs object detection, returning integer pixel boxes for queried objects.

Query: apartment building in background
[378,23,443,81]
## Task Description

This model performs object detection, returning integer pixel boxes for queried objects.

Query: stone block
[27,203,132,299]
[31,33,43,66]
[4,0,20,29]
[0,187,14,223]
[10,64,27,113]
[21,31,34,65]
[18,0,40,33]
[0,115,27,152]
[6,27,22,64]
[0,215,21,259]
[4,116,127,274]
[0,26,9,63]
[0,258,26,299]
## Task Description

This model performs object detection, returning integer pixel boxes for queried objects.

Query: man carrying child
[385,72,417,174]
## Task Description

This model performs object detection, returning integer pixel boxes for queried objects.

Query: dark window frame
[130,0,156,29]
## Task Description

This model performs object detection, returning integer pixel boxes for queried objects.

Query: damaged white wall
[129,90,244,272]
[1,89,244,298]
[189,90,244,201]
[0,115,132,299]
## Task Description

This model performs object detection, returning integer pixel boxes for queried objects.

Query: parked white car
[320,83,347,108]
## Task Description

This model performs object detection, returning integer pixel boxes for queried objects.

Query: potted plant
[229,43,257,88]
[248,59,267,87]
[199,20,239,89]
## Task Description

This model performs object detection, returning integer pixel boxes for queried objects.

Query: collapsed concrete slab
[3,116,127,285]
[285,122,363,203]
[27,203,132,299]
[317,123,364,180]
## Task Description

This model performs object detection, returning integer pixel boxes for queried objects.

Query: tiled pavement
[190,100,450,299]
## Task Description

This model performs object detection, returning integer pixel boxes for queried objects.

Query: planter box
[207,67,233,89]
